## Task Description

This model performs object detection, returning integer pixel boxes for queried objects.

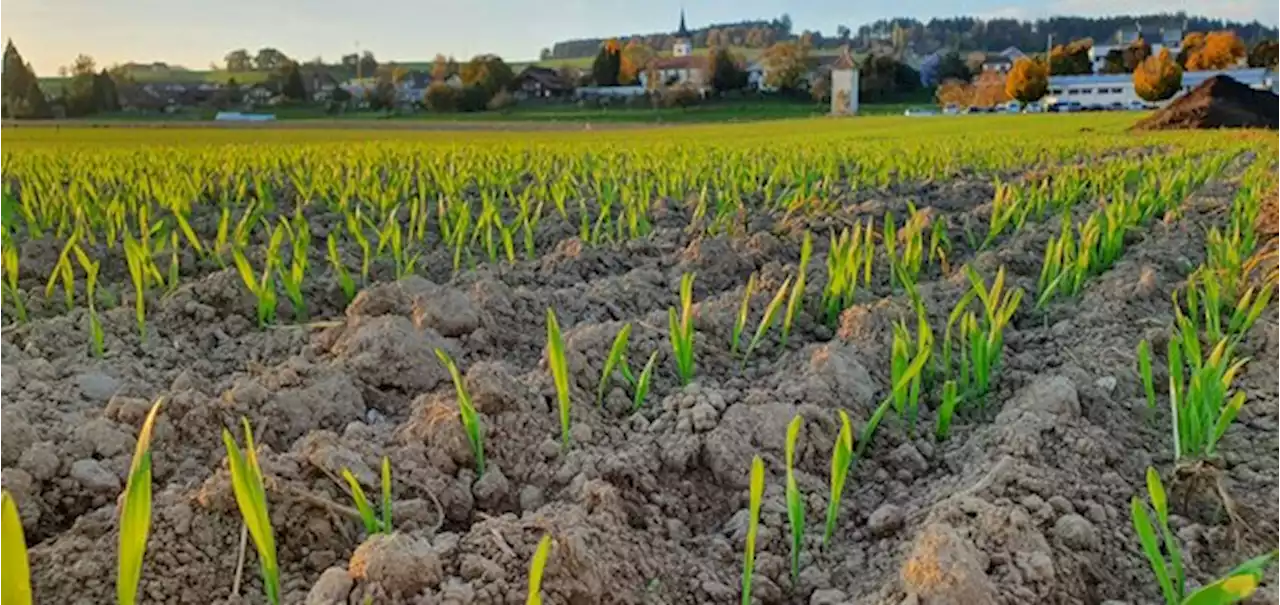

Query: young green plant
[1137,339,1156,409]
[784,415,805,582]
[741,276,792,368]
[2,490,32,605]
[741,455,764,605]
[632,351,659,411]
[340,456,393,535]
[934,379,960,440]
[117,399,164,605]
[598,323,633,406]
[668,272,696,384]
[222,418,280,605]
[731,274,756,356]
[1132,466,1277,605]
[1167,325,1250,462]
[525,534,553,605]
[435,349,486,476]
[546,308,574,450]
[823,410,854,546]
[781,232,812,348]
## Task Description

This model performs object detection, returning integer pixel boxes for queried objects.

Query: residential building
[980,47,1026,73]
[1089,23,1183,73]
[1044,67,1276,107]
[512,66,573,99]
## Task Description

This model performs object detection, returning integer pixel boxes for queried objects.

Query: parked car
[1125,100,1151,111]
[1024,102,1043,113]
[1049,101,1081,113]
[1106,102,1125,111]
[903,108,938,116]
[942,103,960,115]
[963,105,986,114]
[1002,101,1022,113]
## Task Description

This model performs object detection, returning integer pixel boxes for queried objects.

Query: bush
[486,90,516,111]
[657,83,701,108]
[458,85,490,112]
[1005,57,1049,103]
[424,83,459,112]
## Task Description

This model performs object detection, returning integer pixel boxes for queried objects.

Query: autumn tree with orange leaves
[1184,30,1247,70]
[1005,57,1048,103]
[1134,48,1183,102]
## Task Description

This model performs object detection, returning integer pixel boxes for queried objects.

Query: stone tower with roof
[830,45,860,115]
[673,9,693,57]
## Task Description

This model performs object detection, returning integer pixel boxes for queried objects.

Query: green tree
[224,49,252,71]
[934,51,972,84]
[591,39,622,86]
[279,61,308,101]
[460,54,514,97]
[424,82,459,111]
[92,70,120,112]
[65,54,100,116]
[2,40,47,118]
[761,41,809,91]
[708,47,747,93]
[20,78,52,118]
[253,48,290,71]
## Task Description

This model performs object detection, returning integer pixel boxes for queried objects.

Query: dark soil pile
[1134,75,1278,130]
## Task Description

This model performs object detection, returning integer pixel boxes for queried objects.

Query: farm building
[1044,67,1278,107]
[1089,23,1183,74]
[513,66,574,99]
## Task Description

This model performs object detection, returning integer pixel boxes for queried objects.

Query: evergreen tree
[708,47,747,93]
[280,62,308,101]
[2,40,44,118]
[591,39,622,86]
[19,78,52,118]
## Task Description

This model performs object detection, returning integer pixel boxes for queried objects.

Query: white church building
[638,10,709,89]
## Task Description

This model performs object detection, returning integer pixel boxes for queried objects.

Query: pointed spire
[676,7,691,39]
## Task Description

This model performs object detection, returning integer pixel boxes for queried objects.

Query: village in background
[2,11,1278,121]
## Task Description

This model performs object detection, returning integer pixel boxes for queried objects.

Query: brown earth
[1134,75,1279,131]
[1,161,1276,605]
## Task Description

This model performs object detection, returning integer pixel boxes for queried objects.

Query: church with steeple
[639,8,709,90]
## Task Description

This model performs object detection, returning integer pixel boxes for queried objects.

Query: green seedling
[781,232,812,348]
[935,379,960,440]
[668,273,696,385]
[1167,326,1249,462]
[546,308,573,450]
[526,534,553,605]
[1132,466,1277,605]
[742,456,764,605]
[1138,339,1156,409]
[1,241,26,323]
[598,323,633,405]
[632,351,659,411]
[784,415,805,582]
[233,249,278,328]
[732,274,756,356]
[2,490,32,605]
[823,410,854,545]
[435,349,486,476]
[742,276,792,368]
[341,457,393,535]
[327,232,356,304]
[222,418,280,605]
[117,399,163,605]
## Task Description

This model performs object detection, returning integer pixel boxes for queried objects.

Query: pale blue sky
[3,0,1275,75]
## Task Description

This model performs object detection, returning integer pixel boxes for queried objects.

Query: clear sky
[3,0,1276,75]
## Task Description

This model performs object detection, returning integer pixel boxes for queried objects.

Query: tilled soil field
[1,125,1277,605]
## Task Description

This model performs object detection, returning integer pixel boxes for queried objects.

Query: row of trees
[3,42,124,118]
[949,49,1189,108]
[548,12,1276,62]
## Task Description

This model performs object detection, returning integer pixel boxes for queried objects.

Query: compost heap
[1133,74,1278,130]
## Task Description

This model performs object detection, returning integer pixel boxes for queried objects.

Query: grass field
[2,113,1276,605]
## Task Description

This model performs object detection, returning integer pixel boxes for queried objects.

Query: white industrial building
[1044,68,1278,107]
